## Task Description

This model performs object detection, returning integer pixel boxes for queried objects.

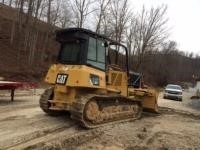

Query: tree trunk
[40,32,49,64]
[26,0,34,24]
[10,20,15,45]
[47,0,52,24]
[9,0,13,6]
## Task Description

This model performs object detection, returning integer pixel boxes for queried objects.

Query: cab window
[87,37,105,70]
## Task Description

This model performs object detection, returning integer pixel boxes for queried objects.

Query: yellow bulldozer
[40,28,158,128]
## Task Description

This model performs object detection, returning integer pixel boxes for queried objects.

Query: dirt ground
[0,88,200,150]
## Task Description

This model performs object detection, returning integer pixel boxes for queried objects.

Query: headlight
[90,74,99,86]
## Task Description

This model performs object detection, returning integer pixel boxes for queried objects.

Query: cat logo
[56,74,68,84]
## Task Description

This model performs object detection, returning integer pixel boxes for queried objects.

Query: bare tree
[19,0,25,13]
[59,1,72,28]
[162,40,177,54]
[126,18,137,66]
[37,0,47,20]
[26,0,34,24]
[109,0,131,43]
[71,0,94,28]
[9,0,13,6]
[47,0,53,24]
[13,0,26,65]
[127,5,169,70]
[50,0,62,26]
[33,0,42,19]
[95,0,111,33]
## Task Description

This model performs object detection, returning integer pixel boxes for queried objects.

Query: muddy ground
[0,89,200,150]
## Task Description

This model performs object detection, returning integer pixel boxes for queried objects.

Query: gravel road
[0,88,200,150]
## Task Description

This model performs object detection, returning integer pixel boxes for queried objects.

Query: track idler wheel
[39,88,62,116]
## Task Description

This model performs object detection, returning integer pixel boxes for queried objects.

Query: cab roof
[56,28,117,44]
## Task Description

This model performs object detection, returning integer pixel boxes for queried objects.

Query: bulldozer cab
[56,29,106,70]
[56,28,129,74]
[55,28,129,96]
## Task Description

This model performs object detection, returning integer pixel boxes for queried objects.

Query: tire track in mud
[0,104,38,113]
[141,106,200,120]
[0,114,67,129]
[7,126,106,150]
[1,122,76,150]
[0,107,41,121]
[0,96,39,113]
[0,94,40,113]
[158,106,200,119]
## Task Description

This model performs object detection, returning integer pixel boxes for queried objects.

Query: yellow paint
[45,64,158,112]
[106,70,128,96]
[128,88,158,112]
[45,64,106,88]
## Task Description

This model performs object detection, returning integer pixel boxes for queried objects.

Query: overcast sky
[131,0,200,54]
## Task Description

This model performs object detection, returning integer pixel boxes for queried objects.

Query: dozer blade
[130,88,158,113]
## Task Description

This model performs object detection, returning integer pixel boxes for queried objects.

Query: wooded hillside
[0,3,59,80]
[0,0,199,85]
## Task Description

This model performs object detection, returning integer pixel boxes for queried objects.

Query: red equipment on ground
[0,81,23,101]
